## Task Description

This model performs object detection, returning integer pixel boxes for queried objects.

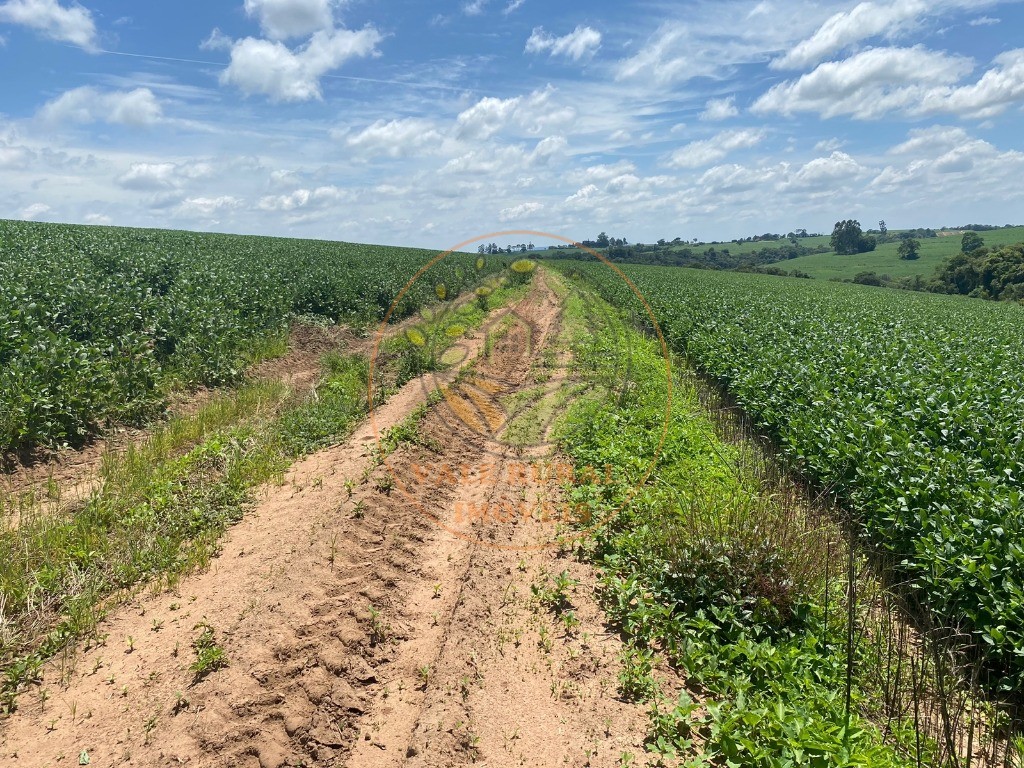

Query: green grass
[2,377,350,711]
[554,277,923,766]
[670,234,833,256]
[498,303,582,448]
[190,622,228,681]
[781,226,1024,280]
[500,383,586,448]
[381,273,530,382]
[1,384,293,711]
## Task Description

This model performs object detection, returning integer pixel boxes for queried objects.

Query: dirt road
[1,273,654,767]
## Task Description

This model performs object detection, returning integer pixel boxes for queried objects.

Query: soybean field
[0,219,501,456]
[4,221,1024,767]
[563,261,1024,695]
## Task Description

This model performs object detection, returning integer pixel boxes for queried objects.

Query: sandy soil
[0,274,656,767]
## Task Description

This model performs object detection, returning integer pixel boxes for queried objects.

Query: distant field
[670,234,833,256]
[539,228,1024,279]
[531,235,833,258]
[782,226,1024,280]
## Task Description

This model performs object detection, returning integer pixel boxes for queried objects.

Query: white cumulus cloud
[457,96,519,139]
[564,184,599,206]
[258,185,348,211]
[782,151,869,190]
[243,0,336,40]
[117,162,177,190]
[455,86,575,140]
[525,25,601,61]
[221,26,381,102]
[774,0,927,70]
[498,201,543,222]
[344,118,444,158]
[0,0,97,49]
[116,160,213,191]
[699,163,785,194]
[175,196,241,218]
[531,135,567,164]
[918,49,1024,119]
[757,46,1024,120]
[21,202,52,220]
[38,87,164,126]
[700,96,739,121]
[889,125,970,154]
[439,136,566,177]
[569,161,636,185]
[752,46,974,119]
[872,128,1024,195]
[668,128,765,169]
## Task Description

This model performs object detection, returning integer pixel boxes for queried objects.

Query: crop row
[0,220,500,454]
[559,262,1024,692]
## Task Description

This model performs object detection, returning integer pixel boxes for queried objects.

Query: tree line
[933,236,1024,301]
[477,242,534,254]
[532,229,829,270]
[531,222,1023,301]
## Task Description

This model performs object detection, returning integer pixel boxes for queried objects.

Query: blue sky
[1,0,1023,248]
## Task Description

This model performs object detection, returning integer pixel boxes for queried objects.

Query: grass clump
[190,622,228,681]
[274,352,369,456]
[509,259,537,285]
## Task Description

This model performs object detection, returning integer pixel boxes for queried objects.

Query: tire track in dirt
[346,272,655,767]
[1,273,657,767]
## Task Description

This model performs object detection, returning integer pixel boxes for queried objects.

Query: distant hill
[532,226,1024,285]
[779,226,1024,281]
